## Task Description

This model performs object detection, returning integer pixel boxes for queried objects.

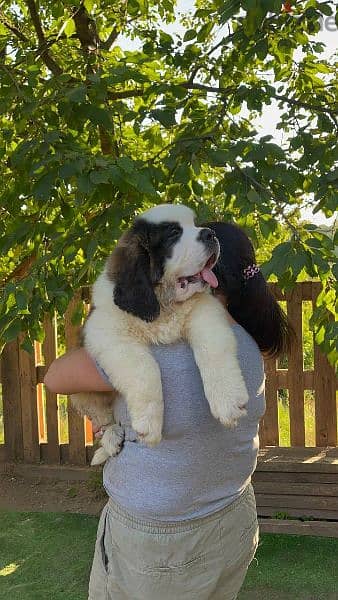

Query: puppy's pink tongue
[201,268,218,288]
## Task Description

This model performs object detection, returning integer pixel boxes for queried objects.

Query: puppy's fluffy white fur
[71,204,248,465]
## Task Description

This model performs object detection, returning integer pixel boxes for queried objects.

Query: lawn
[1,511,337,600]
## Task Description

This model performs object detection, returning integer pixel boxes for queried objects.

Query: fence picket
[312,287,337,447]
[287,286,305,446]
[18,334,40,462]
[65,294,87,465]
[43,314,60,463]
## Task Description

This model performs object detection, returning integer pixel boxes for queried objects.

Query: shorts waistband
[106,483,254,534]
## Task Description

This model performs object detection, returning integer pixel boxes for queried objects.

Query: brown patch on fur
[106,228,176,310]
[155,277,177,308]
[106,230,140,284]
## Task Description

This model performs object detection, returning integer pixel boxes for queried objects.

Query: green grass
[239,532,338,600]
[0,511,98,600]
[1,511,338,600]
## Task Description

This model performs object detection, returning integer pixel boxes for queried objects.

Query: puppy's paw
[208,377,249,428]
[132,411,163,447]
[91,425,124,466]
[211,400,247,428]
[103,425,125,455]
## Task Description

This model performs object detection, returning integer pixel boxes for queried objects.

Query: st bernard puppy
[71,204,248,465]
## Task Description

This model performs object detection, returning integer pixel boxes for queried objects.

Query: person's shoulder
[232,324,263,368]
[232,323,259,347]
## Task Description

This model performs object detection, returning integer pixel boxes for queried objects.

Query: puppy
[71,204,248,464]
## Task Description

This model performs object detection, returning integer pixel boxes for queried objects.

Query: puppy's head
[108,204,219,322]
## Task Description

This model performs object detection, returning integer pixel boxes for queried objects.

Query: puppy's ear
[109,231,160,322]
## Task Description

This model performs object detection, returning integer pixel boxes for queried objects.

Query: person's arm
[44,347,114,395]
[44,302,237,395]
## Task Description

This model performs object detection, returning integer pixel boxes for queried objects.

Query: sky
[119,1,337,227]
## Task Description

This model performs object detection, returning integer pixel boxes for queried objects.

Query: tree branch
[100,26,119,50]
[107,88,144,100]
[2,251,37,286]
[181,82,337,127]
[181,82,235,95]
[0,17,29,43]
[0,64,22,95]
[72,4,100,54]
[273,93,338,129]
[25,0,63,75]
[149,134,216,164]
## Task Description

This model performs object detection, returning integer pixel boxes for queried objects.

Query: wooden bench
[253,446,338,537]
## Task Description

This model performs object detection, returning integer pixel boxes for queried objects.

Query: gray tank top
[103,324,265,521]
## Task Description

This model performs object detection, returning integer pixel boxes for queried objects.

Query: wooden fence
[0,282,337,467]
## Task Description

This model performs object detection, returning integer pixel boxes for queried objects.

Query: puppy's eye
[168,228,180,238]
[165,225,181,239]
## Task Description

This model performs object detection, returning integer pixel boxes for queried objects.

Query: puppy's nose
[198,228,216,244]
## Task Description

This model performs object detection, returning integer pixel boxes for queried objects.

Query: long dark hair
[206,221,291,358]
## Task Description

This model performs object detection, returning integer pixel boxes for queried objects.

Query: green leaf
[173,164,191,184]
[247,189,260,203]
[183,29,196,42]
[151,109,177,128]
[256,39,268,60]
[3,319,21,342]
[90,169,111,184]
[259,218,274,239]
[117,156,136,174]
[206,149,228,167]
[64,18,76,38]
[20,335,34,354]
[16,291,27,310]
[266,0,283,11]
[77,173,92,194]
[86,105,112,129]
[317,3,332,16]
[192,180,203,196]
[33,172,55,200]
[66,86,87,103]
[196,22,213,42]
[84,0,94,11]
[243,4,267,37]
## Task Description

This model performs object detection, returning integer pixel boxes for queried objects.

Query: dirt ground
[0,471,107,515]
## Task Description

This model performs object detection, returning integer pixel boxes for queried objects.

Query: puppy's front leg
[85,322,163,446]
[186,296,248,427]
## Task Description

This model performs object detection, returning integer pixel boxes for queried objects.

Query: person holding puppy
[45,220,290,600]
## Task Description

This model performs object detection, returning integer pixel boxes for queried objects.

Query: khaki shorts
[88,484,258,600]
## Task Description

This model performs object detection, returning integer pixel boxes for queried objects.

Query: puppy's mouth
[177,253,218,290]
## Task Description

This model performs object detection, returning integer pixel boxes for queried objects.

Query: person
[44,221,291,600]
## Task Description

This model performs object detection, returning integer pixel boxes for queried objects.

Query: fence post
[1,340,24,461]
[260,357,279,446]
